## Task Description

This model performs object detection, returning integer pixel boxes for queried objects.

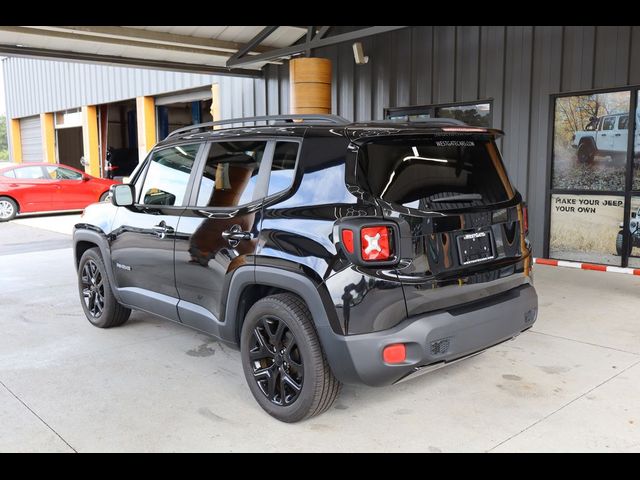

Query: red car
[0,162,118,222]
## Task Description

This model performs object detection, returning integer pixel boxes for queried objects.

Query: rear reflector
[383,344,406,364]
[341,229,354,254]
[361,226,391,261]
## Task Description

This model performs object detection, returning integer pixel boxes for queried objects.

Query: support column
[40,113,56,163]
[9,118,22,163]
[136,96,156,162]
[289,57,332,114]
[210,83,221,129]
[82,105,100,177]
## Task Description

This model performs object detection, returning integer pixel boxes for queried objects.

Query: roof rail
[166,114,350,139]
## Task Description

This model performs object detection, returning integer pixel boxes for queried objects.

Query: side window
[268,142,299,196]
[2,169,16,178]
[619,115,629,130]
[14,166,46,179]
[195,141,267,208]
[45,166,83,180]
[602,116,616,130]
[139,144,200,206]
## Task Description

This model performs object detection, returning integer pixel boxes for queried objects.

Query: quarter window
[268,142,299,196]
[139,144,200,206]
[2,170,16,178]
[195,141,267,208]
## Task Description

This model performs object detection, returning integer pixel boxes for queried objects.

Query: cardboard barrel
[289,57,332,114]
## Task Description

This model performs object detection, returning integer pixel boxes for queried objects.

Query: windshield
[357,136,514,211]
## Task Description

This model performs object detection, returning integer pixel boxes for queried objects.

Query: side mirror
[633,212,637,219]
[82,174,91,182]
[111,184,135,207]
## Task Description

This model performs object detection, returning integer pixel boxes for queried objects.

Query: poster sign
[626,197,640,267]
[552,91,630,191]
[549,194,625,266]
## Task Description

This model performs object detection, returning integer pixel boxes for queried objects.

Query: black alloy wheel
[249,316,304,406]
[81,259,105,318]
[77,248,131,328]
[240,293,341,422]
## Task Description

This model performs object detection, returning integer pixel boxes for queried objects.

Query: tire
[240,293,341,423]
[616,231,631,256]
[0,196,18,222]
[99,191,110,203]
[77,248,131,328]
[577,142,595,164]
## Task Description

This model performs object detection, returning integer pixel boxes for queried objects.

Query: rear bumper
[321,284,538,386]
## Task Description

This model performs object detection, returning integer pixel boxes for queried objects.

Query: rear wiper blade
[430,194,482,202]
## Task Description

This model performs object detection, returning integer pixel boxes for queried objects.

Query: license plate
[457,231,494,265]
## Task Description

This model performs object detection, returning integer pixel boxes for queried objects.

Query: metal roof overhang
[0,26,310,77]
[0,26,408,76]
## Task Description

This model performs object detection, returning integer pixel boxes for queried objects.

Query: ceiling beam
[227,26,279,64]
[23,26,274,54]
[305,26,315,56]
[227,26,408,68]
[314,26,331,40]
[0,44,261,77]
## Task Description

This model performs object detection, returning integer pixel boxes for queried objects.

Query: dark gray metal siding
[19,116,42,162]
[262,25,640,257]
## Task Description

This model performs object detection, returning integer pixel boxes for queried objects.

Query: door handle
[151,221,174,239]
[601,133,607,136]
[222,224,252,247]
[615,133,622,136]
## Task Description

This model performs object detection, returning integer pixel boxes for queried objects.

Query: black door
[174,139,298,336]
[109,143,203,320]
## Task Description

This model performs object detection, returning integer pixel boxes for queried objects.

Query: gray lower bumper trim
[321,284,538,386]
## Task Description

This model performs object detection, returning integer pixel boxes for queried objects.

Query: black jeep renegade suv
[73,114,538,422]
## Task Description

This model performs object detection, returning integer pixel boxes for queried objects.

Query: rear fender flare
[223,266,360,384]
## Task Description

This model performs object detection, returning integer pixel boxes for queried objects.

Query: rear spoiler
[346,127,505,144]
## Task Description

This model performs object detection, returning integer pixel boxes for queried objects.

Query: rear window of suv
[357,136,514,210]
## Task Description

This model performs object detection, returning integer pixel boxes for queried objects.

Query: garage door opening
[103,100,138,180]
[56,127,84,171]
[156,88,213,139]
[55,110,84,170]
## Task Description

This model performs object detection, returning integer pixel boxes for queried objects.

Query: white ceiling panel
[0,26,308,74]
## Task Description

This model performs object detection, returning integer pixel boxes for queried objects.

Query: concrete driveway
[0,217,639,452]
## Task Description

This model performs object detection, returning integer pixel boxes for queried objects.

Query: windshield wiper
[430,193,483,203]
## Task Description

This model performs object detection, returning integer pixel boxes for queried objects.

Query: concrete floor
[0,216,639,452]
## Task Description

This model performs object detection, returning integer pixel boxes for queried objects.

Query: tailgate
[355,133,532,317]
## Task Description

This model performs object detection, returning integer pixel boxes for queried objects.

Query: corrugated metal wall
[262,25,640,256]
[19,116,42,162]
[2,57,262,121]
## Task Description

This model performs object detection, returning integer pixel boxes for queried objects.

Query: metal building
[2,26,640,268]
